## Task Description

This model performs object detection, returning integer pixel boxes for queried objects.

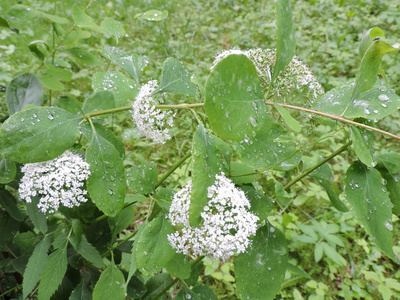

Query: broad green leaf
[313,177,348,212]
[0,107,81,163]
[69,275,91,300]
[0,211,19,245]
[82,91,115,114]
[350,126,375,167]
[0,189,23,221]
[80,122,125,158]
[235,223,288,300]
[38,241,68,300]
[7,5,40,22]
[314,242,323,262]
[126,161,158,194]
[127,276,147,299]
[66,47,104,66]
[100,17,125,41]
[349,39,397,104]
[287,263,311,279]
[92,259,126,300]
[345,162,397,261]
[272,0,296,83]
[40,74,64,90]
[28,40,48,61]
[128,221,147,283]
[26,197,48,233]
[157,57,197,96]
[72,5,103,33]
[137,10,168,21]
[359,27,385,58]
[6,73,43,115]
[99,46,148,84]
[190,126,224,227]
[70,235,106,268]
[205,54,266,141]
[64,29,92,46]
[14,231,37,250]
[136,215,190,279]
[86,130,125,217]
[141,273,172,299]
[22,236,51,299]
[313,80,400,121]
[0,16,10,28]
[229,162,255,185]
[273,102,301,132]
[376,153,400,216]
[44,65,73,82]
[0,158,16,184]
[71,219,83,244]
[40,12,69,24]
[240,185,272,222]
[231,115,301,171]
[54,95,82,114]
[92,71,137,106]
[108,205,135,238]
[175,285,218,300]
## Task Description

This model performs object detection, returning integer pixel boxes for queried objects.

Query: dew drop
[384,222,393,231]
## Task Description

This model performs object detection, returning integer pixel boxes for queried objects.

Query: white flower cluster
[212,48,324,101]
[19,151,91,213]
[168,173,259,261]
[132,80,174,144]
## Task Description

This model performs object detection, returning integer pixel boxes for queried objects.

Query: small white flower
[132,80,174,144]
[19,151,91,213]
[212,48,324,101]
[168,173,259,261]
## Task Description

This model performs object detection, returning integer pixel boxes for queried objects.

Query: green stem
[267,101,400,141]
[155,152,192,188]
[0,284,20,298]
[149,256,204,300]
[102,230,137,258]
[283,140,352,190]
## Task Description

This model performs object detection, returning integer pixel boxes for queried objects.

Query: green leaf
[313,177,348,212]
[175,285,218,300]
[136,215,190,279]
[99,46,148,85]
[235,223,288,300]
[6,73,44,115]
[92,71,137,107]
[54,95,82,114]
[359,27,385,58]
[128,221,147,283]
[272,0,296,83]
[82,91,115,115]
[240,185,272,222]
[126,161,158,194]
[70,235,106,268]
[86,130,125,217]
[157,57,197,96]
[26,197,48,233]
[72,5,103,33]
[100,17,125,41]
[0,107,81,163]
[44,65,73,82]
[28,40,48,61]
[0,158,16,184]
[229,162,255,185]
[7,5,40,22]
[350,39,397,104]
[345,162,397,261]
[38,241,68,300]
[231,115,301,171]
[69,275,92,300]
[190,126,224,227]
[0,16,10,28]
[92,259,126,300]
[0,189,23,221]
[108,205,135,238]
[350,126,375,167]
[273,103,301,132]
[39,12,70,24]
[314,242,323,262]
[22,236,51,299]
[66,47,104,66]
[376,153,400,215]
[313,80,400,121]
[321,242,346,266]
[40,74,64,91]
[205,54,266,141]
[287,263,311,279]
[137,10,168,21]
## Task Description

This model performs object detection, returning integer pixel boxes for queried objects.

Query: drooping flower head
[168,173,259,261]
[19,150,91,213]
[212,48,324,102]
[132,80,174,144]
